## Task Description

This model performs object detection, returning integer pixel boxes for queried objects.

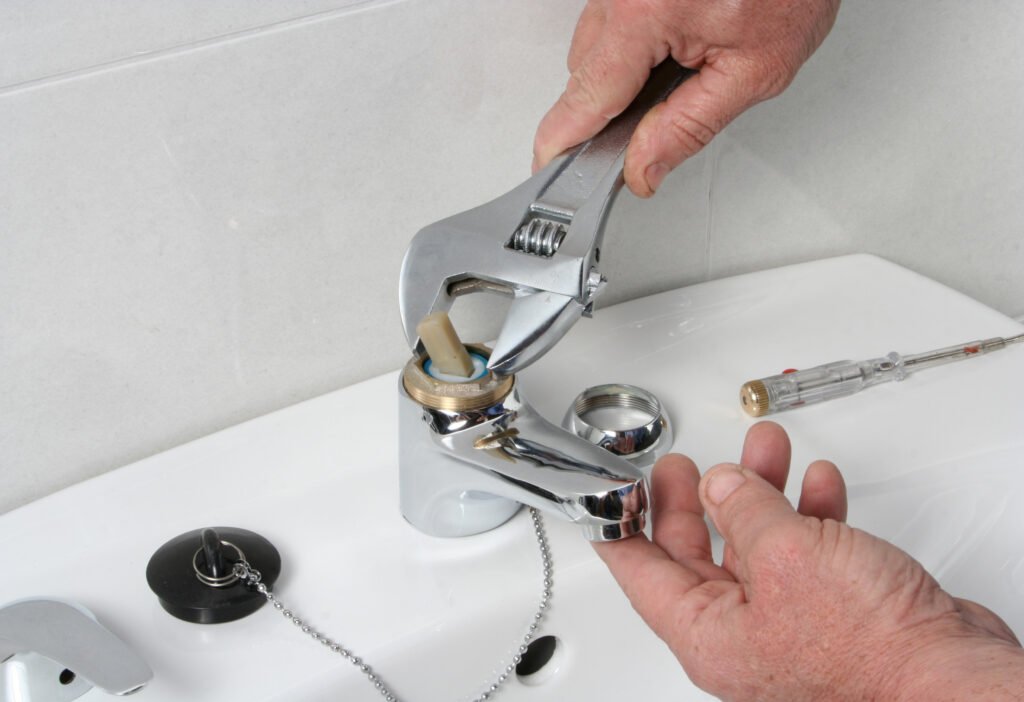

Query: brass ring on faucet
[402,344,514,412]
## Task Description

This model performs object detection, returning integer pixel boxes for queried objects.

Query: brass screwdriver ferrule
[402,344,514,412]
[739,380,770,417]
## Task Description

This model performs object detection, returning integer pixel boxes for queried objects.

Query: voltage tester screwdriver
[740,333,1024,417]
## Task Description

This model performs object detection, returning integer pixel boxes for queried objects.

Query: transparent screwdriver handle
[739,333,1023,417]
[740,353,906,417]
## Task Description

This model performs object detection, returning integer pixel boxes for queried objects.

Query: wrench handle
[537,59,696,215]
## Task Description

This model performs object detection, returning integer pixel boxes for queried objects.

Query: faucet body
[0,599,152,700]
[398,349,649,541]
[396,64,696,539]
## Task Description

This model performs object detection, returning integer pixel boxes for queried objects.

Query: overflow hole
[515,635,562,685]
[59,669,76,685]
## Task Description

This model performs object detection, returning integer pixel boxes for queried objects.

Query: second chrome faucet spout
[398,346,649,541]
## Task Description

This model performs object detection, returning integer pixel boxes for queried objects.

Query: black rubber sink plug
[146,526,281,624]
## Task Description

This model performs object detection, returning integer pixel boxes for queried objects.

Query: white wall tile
[705,1,1024,315]
[3,0,1022,513]
[0,0,383,88]
[0,0,594,512]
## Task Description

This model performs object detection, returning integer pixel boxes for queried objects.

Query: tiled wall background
[3,0,1022,512]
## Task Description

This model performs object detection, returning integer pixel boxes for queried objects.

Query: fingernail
[644,162,670,193]
[531,154,541,174]
[706,467,745,505]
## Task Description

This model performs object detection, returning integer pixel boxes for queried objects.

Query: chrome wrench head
[399,154,610,376]
[398,60,695,375]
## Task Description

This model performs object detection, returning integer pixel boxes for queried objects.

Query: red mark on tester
[782,368,799,374]
[964,346,981,354]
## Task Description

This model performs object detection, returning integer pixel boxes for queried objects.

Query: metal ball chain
[232,508,553,702]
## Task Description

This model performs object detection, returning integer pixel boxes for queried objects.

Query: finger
[699,463,798,564]
[721,543,739,578]
[566,1,606,73]
[652,454,707,557]
[594,534,723,644]
[739,421,792,493]
[623,57,771,196]
[797,460,848,523]
[533,30,664,171]
[650,454,731,582]
[721,422,792,575]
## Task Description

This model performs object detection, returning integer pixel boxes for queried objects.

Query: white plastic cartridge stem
[416,311,475,378]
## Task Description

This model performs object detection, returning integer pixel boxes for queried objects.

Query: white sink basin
[2,254,1022,701]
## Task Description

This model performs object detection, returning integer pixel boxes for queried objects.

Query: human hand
[533,0,841,197]
[595,422,1024,701]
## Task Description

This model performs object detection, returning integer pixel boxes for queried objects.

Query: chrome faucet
[397,61,694,541]
[398,345,648,541]
[0,599,152,700]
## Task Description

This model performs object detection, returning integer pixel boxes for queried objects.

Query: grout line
[0,0,405,97]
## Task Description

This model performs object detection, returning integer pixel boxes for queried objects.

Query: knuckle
[564,63,606,116]
[758,62,798,99]
[741,52,800,100]
[663,110,718,155]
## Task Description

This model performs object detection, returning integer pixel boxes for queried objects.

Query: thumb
[624,62,774,196]
[699,463,798,568]
[533,33,663,172]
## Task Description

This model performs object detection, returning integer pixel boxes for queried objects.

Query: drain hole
[59,669,76,685]
[516,636,556,676]
[515,636,562,685]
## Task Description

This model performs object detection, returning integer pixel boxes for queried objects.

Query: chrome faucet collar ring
[564,384,673,468]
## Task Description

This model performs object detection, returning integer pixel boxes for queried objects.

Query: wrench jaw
[398,222,461,352]
[398,154,586,361]
[400,239,593,375]
[399,226,602,376]
[483,191,618,373]
[397,167,618,374]
[486,291,584,376]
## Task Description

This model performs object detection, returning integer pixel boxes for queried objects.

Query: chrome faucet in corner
[0,599,152,701]
[396,61,694,542]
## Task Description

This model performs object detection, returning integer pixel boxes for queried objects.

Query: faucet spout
[399,348,649,541]
[0,599,152,698]
[469,407,649,541]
